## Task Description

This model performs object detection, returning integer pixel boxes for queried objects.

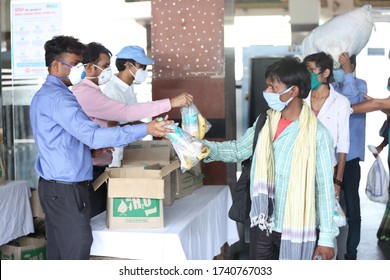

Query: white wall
[358,21,390,175]
[60,0,150,59]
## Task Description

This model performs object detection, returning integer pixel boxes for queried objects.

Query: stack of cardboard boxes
[93,140,204,229]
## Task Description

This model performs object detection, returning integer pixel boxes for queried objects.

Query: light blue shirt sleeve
[202,120,257,163]
[52,89,147,149]
[332,75,367,161]
[315,123,340,247]
[30,75,148,182]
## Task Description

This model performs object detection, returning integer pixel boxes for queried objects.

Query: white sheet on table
[90,185,239,260]
[0,181,34,245]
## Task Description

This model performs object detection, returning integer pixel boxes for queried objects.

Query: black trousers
[342,158,361,259]
[249,226,282,260]
[89,165,108,218]
[38,178,93,260]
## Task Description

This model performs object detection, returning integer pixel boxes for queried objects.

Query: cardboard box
[92,140,205,229]
[175,162,204,198]
[93,163,178,229]
[0,236,46,260]
[123,140,204,201]
[30,188,45,219]
[122,140,177,206]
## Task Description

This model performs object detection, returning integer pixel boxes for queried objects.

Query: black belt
[39,177,91,188]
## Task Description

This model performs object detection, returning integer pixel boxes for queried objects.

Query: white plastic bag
[366,155,389,204]
[302,5,374,66]
[181,103,211,139]
[165,123,210,172]
[334,199,347,227]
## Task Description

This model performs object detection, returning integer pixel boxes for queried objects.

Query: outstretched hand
[170,92,193,108]
[146,115,174,139]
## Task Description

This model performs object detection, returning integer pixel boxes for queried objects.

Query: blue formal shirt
[30,75,147,182]
[331,73,367,162]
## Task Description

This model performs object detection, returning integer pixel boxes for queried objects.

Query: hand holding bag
[334,199,347,227]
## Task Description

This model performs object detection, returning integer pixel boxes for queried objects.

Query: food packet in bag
[180,103,211,139]
[165,123,211,172]
[333,199,347,227]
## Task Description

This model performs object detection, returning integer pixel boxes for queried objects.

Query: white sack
[302,5,374,64]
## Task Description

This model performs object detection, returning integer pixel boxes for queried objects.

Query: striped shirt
[203,114,339,247]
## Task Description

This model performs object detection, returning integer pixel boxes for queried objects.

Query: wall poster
[11,1,61,78]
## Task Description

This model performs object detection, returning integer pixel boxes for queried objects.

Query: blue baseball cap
[116,45,154,65]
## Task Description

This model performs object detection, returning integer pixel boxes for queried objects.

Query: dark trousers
[89,165,108,218]
[342,158,361,259]
[249,226,281,260]
[38,178,93,260]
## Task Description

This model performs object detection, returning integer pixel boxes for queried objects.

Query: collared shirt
[103,75,171,167]
[30,75,147,182]
[305,85,350,166]
[73,78,171,128]
[331,73,367,162]
[203,112,338,247]
[103,75,138,166]
[72,79,171,166]
[103,75,137,106]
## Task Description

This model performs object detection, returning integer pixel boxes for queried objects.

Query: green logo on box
[113,198,160,217]
[21,247,46,260]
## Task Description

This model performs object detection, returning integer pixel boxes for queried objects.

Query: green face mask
[310,72,322,90]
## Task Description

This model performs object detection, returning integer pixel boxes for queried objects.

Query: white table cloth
[0,181,34,245]
[90,185,239,260]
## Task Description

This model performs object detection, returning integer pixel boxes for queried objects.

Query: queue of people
[31,34,388,260]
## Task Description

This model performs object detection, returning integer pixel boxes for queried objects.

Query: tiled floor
[336,186,390,260]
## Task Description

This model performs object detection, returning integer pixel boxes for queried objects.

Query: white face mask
[59,61,86,85]
[89,64,112,85]
[130,64,148,83]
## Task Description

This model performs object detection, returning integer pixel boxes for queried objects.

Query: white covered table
[90,185,239,260]
[0,181,34,245]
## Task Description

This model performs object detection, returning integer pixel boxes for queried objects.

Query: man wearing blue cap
[104,45,154,105]
[103,45,192,167]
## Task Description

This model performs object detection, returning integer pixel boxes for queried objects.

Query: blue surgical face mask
[333,69,345,83]
[263,86,294,112]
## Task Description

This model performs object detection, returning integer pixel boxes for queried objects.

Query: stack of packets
[162,103,212,172]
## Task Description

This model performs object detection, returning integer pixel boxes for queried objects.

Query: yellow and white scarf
[250,103,317,260]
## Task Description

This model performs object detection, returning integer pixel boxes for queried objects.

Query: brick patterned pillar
[151,0,234,185]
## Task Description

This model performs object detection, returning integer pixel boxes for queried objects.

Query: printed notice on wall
[11,1,61,78]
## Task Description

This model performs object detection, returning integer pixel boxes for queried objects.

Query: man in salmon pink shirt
[72,42,193,217]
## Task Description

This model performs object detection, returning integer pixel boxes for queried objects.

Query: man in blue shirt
[30,35,173,260]
[331,52,368,260]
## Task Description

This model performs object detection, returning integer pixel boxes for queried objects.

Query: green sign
[113,198,160,217]
[20,246,46,260]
